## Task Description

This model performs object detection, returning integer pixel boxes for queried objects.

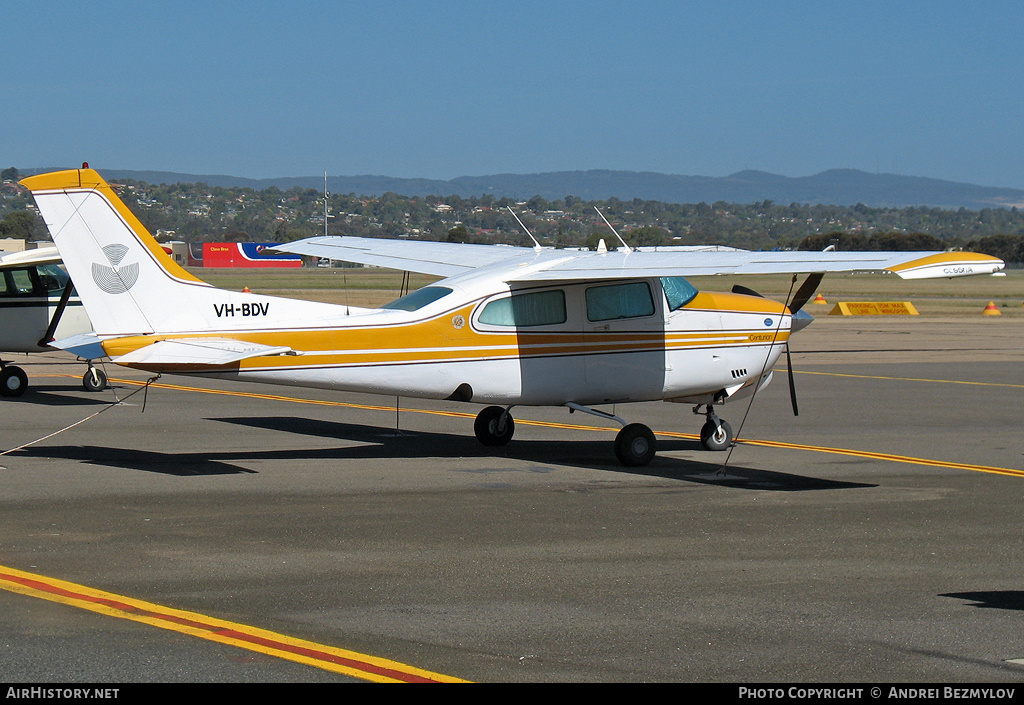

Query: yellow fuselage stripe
[103,322,788,370]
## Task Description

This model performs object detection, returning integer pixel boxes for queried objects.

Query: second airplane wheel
[83,367,107,392]
[1,366,28,397]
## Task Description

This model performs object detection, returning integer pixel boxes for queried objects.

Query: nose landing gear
[695,404,734,451]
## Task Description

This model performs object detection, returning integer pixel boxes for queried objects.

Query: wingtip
[888,252,1005,279]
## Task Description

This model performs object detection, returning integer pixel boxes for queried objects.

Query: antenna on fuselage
[506,207,543,251]
[594,207,631,253]
[324,170,349,315]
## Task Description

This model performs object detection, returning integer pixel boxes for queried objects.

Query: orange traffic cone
[242,286,251,293]
[982,301,1001,316]
[812,294,828,304]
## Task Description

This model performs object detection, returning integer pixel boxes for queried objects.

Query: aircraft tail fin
[20,168,216,337]
[21,167,346,340]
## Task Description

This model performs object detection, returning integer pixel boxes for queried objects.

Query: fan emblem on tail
[91,244,139,294]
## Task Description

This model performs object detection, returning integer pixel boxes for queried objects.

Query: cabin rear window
[381,286,453,312]
[477,290,566,327]
[660,277,699,310]
[0,268,35,297]
[586,282,655,321]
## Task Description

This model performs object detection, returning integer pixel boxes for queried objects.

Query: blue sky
[5,1,1023,187]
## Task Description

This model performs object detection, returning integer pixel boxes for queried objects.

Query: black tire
[83,367,107,392]
[0,366,28,398]
[700,418,733,451]
[474,406,514,446]
[614,423,656,466]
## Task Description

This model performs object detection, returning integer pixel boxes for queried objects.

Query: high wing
[508,248,1006,281]
[0,246,63,268]
[273,236,538,277]
[275,236,1005,282]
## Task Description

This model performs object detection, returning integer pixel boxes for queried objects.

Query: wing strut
[37,279,76,348]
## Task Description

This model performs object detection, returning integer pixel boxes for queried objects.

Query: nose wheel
[696,405,734,451]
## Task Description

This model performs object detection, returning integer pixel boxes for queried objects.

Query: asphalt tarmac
[1,316,1023,683]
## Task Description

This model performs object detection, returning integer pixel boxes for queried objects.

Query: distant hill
[23,167,1024,210]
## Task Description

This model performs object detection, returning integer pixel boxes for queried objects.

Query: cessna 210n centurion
[21,167,1004,465]
[0,246,105,396]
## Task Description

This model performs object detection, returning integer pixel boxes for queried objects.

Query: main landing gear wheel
[474,406,515,446]
[1,365,28,397]
[700,418,734,451]
[615,423,656,467]
[82,366,107,392]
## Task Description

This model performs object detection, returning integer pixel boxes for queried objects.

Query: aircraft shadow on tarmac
[11,445,259,476]
[4,387,115,407]
[941,591,1024,612]
[209,415,873,492]
[9,416,872,490]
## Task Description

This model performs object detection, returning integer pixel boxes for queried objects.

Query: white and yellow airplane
[20,167,1005,465]
[0,245,106,396]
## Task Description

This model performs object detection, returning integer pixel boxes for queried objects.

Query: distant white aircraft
[0,247,105,396]
[21,167,1005,464]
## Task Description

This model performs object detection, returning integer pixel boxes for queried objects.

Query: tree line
[3,168,1024,262]
[796,231,1024,263]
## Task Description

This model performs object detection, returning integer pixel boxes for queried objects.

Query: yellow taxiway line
[0,564,468,683]
[792,369,1024,389]
[7,372,1021,675]
[91,375,1024,480]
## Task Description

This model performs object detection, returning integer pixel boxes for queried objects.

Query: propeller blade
[788,272,825,313]
[786,343,799,416]
[731,284,764,298]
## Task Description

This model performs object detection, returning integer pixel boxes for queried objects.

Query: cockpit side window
[477,289,566,327]
[585,281,655,322]
[660,276,699,311]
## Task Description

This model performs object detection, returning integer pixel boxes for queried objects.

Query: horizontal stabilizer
[113,338,294,366]
[50,332,106,361]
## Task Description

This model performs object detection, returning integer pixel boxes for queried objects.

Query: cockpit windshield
[660,277,699,311]
[36,263,71,294]
[381,286,453,312]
